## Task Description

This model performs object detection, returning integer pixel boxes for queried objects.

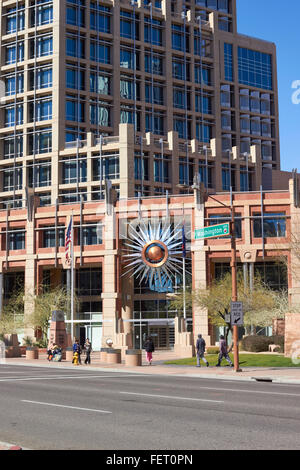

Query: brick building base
[284,314,300,357]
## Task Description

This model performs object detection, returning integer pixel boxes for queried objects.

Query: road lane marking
[193,386,300,398]
[21,400,112,414]
[120,391,224,404]
[0,374,144,382]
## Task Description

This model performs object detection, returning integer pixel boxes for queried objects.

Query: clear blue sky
[237,0,300,172]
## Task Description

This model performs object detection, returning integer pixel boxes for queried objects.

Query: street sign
[230,301,244,326]
[195,222,230,240]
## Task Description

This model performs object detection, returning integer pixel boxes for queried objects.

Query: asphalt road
[0,364,300,450]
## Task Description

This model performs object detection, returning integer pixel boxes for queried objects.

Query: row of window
[4,36,53,65]
[4,224,103,250]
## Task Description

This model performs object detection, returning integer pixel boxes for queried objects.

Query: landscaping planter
[100,347,110,362]
[125,349,142,367]
[26,347,39,360]
[106,348,122,364]
[20,346,26,356]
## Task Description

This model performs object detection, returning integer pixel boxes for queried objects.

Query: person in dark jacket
[216,335,233,367]
[196,334,209,367]
[144,336,155,365]
[84,338,92,365]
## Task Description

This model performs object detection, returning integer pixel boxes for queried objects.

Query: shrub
[33,338,48,348]
[206,346,219,355]
[240,335,272,353]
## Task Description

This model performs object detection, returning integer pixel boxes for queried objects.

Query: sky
[236,0,300,172]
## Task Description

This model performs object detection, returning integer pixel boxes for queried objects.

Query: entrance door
[79,327,86,348]
[149,326,167,348]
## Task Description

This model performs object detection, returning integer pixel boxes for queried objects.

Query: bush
[240,336,273,353]
[206,346,219,355]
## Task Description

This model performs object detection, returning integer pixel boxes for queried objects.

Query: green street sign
[195,222,230,240]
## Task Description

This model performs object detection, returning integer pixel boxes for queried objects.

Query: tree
[170,272,293,342]
[26,286,78,341]
[0,286,25,338]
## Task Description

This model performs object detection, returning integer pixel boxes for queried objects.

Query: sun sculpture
[122,220,185,290]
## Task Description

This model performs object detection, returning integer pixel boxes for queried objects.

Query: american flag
[65,216,73,263]
[182,223,186,259]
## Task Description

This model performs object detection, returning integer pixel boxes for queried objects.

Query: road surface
[0,364,299,450]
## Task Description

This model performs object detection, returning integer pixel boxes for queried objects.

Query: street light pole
[230,200,240,372]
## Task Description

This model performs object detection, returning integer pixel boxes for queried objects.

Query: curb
[5,361,300,385]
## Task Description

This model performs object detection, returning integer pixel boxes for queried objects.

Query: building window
[120,48,140,70]
[90,102,110,126]
[224,43,233,81]
[30,0,53,27]
[120,11,139,40]
[209,214,242,239]
[5,43,24,65]
[90,3,111,33]
[4,134,23,159]
[144,17,163,46]
[62,159,87,184]
[145,53,163,75]
[43,227,65,248]
[30,67,52,90]
[90,73,111,95]
[253,213,286,238]
[79,224,103,246]
[29,161,51,188]
[76,268,102,296]
[6,6,25,33]
[90,41,111,64]
[5,73,24,96]
[93,154,120,180]
[3,166,23,191]
[29,128,52,154]
[5,104,23,126]
[8,230,25,250]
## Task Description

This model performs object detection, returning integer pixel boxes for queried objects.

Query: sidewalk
[3,351,300,385]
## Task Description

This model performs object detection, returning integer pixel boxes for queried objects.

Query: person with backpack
[196,334,209,367]
[143,336,155,365]
[216,335,233,367]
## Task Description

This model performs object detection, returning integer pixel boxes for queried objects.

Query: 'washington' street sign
[195,222,230,240]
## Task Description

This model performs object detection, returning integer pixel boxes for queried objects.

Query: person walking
[196,334,209,367]
[84,338,92,365]
[72,339,82,365]
[143,336,155,365]
[216,335,233,367]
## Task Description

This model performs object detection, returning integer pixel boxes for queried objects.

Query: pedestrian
[143,336,155,365]
[72,339,82,365]
[84,338,92,365]
[47,342,53,361]
[216,335,233,367]
[196,334,209,367]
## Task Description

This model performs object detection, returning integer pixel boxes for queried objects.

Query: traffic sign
[230,301,244,326]
[195,222,230,240]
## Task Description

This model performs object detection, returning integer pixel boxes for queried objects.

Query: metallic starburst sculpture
[122,219,185,290]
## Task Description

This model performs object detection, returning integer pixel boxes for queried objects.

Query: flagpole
[71,212,74,342]
[182,206,186,326]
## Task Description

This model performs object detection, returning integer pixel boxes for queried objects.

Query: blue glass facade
[238,47,273,91]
